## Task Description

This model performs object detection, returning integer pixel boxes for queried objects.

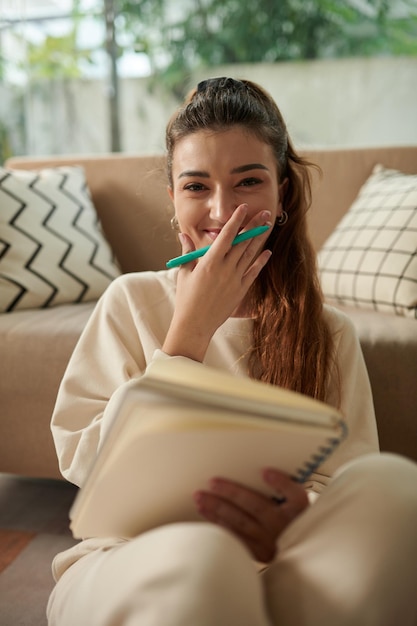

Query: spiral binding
[294,421,349,483]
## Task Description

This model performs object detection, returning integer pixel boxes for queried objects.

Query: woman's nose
[209,189,236,222]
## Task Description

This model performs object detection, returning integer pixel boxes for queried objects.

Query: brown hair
[166,77,335,402]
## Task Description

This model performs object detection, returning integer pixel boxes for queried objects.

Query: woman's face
[168,127,285,250]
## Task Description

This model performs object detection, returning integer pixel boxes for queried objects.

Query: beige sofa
[1,146,417,479]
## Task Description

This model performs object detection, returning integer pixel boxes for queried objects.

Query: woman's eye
[184,182,205,192]
[239,177,261,187]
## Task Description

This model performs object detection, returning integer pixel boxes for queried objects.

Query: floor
[0,474,79,626]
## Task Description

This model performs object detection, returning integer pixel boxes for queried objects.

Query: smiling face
[168,127,285,249]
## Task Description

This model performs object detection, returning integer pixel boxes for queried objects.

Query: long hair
[166,77,335,403]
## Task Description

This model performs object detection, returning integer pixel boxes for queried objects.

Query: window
[1,0,416,159]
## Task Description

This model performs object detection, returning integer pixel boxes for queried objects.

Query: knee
[125,523,266,625]
[125,522,258,598]
[148,522,253,580]
[334,452,417,518]
[336,451,417,483]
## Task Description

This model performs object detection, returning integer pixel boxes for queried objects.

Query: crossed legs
[47,453,417,626]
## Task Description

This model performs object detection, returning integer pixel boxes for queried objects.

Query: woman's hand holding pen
[162,204,272,362]
[193,470,309,563]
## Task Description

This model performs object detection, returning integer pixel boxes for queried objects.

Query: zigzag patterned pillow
[318,164,417,318]
[0,165,121,312]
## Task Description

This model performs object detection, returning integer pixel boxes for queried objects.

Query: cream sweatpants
[47,453,417,626]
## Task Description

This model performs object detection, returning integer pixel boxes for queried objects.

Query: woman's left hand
[193,468,309,563]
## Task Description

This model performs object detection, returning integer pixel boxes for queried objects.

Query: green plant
[0,120,12,163]
[118,0,417,95]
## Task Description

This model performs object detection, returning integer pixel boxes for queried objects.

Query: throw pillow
[318,164,417,319]
[0,165,121,312]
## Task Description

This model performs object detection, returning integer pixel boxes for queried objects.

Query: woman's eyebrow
[178,163,269,179]
[232,163,269,174]
[178,170,209,179]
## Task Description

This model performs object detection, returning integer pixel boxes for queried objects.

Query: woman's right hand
[193,469,309,563]
[162,204,272,362]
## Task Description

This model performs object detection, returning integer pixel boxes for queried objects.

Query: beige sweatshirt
[50,269,379,579]
[52,268,379,490]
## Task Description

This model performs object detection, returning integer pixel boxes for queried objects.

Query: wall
[200,57,417,148]
[1,56,416,158]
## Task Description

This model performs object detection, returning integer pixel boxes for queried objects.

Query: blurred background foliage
[0,0,416,158]
[116,0,417,94]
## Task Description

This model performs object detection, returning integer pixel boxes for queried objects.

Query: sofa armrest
[334,305,417,462]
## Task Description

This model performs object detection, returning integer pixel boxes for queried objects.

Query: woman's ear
[167,186,174,202]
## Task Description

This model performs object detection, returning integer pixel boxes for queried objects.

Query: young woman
[47,77,417,626]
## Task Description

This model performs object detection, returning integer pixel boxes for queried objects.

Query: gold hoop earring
[276,211,288,226]
[170,216,179,231]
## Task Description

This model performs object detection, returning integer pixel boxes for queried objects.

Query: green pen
[166,224,270,269]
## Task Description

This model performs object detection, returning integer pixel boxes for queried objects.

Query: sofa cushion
[0,165,121,312]
[318,165,417,319]
[0,302,95,477]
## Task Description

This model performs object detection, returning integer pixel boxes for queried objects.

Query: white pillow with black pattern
[0,165,121,312]
[318,164,417,319]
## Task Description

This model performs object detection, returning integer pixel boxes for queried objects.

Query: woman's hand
[193,469,309,563]
[162,204,272,362]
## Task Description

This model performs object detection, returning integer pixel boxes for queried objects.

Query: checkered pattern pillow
[318,164,417,318]
[0,165,121,312]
